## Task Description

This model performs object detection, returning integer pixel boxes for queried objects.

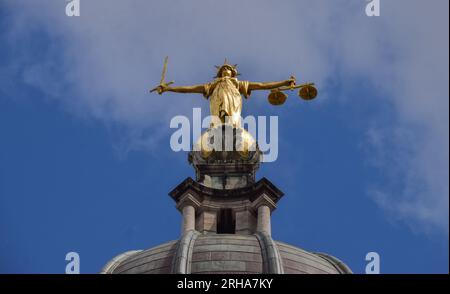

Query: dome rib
[314,252,353,274]
[100,250,142,274]
[255,232,284,274]
[171,230,201,274]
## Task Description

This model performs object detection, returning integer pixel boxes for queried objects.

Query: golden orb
[194,126,256,159]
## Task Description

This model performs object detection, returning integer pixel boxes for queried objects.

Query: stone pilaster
[251,193,277,236]
[256,205,271,235]
[175,192,201,236]
[182,205,195,233]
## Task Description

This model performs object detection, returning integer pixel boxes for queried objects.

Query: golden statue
[150,57,317,128]
[150,57,317,158]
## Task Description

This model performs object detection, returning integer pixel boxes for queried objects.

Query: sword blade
[160,56,169,84]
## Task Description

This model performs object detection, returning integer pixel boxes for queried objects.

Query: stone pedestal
[170,125,283,236]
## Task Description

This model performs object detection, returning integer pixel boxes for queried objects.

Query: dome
[101,234,351,274]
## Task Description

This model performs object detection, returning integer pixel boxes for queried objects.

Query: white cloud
[1,0,448,234]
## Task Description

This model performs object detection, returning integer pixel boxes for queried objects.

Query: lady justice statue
[150,58,317,158]
[150,58,316,128]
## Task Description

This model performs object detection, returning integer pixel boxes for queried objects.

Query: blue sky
[0,0,448,273]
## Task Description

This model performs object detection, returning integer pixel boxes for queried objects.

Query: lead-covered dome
[101,234,351,274]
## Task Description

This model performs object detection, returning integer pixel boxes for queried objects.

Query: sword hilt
[150,81,174,94]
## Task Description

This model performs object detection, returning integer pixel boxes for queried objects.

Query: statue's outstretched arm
[248,77,295,91]
[160,84,205,94]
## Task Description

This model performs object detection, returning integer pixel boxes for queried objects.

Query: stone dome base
[101,233,352,274]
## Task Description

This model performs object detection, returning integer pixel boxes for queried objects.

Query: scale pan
[299,85,318,100]
[268,91,287,105]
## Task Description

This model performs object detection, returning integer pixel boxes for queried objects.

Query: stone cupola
[101,125,352,274]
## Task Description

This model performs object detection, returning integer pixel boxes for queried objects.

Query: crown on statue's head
[215,58,239,77]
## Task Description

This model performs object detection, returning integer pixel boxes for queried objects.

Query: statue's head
[215,60,239,78]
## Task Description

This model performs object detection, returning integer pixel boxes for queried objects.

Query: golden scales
[267,80,317,106]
